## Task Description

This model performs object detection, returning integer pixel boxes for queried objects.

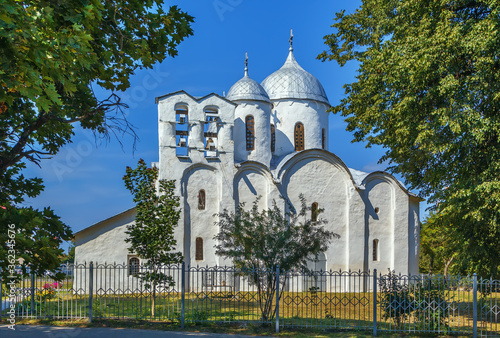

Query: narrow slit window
[128,257,139,276]
[196,237,203,260]
[373,239,379,261]
[271,124,276,153]
[198,190,206,210]
[311,202,318,222]
[246,116,255,150]
[295,123,304,151]
[322,128,326,149]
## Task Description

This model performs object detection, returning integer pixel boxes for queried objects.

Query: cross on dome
[244,52,248,77]
[226,52,270,103]
[260,29,330,105]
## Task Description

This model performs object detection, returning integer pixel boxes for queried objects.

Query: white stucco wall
[234,100,272,166]
[346,186,366,272]
[183,165,220,267]
[272,99,329,156]
[364,174,418,275]
[156,92,236,268]
[75,209,136,264]
[277,152,351,271]
[365,178,395,273]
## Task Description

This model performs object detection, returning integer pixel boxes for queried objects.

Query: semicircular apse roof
[261,51,329,105]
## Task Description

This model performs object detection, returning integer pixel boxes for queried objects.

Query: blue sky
[23,1,425,250]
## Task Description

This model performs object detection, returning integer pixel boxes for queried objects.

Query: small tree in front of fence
[379,270,413,329]
[214,195,339,322]
[380,272,451,331]
[412,275,449,331]
[123,159,183,317]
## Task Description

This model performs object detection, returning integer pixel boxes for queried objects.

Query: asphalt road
[0,325,264,337]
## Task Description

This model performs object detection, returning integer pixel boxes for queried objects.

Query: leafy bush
[36,288,55,301]
[378,270,413,329]
[175,308,210,323]
[35,282,60,300]
[379,272,451,330]
[412,275,449,330]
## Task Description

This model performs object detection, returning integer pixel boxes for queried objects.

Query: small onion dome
[261,51,329,105]
[227,74,271,103]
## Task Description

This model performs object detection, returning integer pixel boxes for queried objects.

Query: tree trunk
[151,282,156,317]
[443,256,454,278]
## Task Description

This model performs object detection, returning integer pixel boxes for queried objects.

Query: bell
[205,138,214,150]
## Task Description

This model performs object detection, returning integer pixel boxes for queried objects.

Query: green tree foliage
[1,206,71,279]
[123,159,183,317]
[0,1,193,279]
[61,242,75,264]
[319,0,500,277]
[1,0,193,170]
[214,196,339,321]
[419,212,457,276]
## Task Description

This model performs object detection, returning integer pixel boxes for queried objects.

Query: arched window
[246,116,255,150]
[175,104,188,120]
[294,123,304,151]
[311,202,318,222]
[175,104,189,156]
[373,239,379,261]
[198,190,206,210]
[128,257,139,276]
[271,124,276,153]
[322,128,326,149]
[204,108,218,157]
[196,237,204,260]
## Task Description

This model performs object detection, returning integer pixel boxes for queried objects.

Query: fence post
[0,276,3,315]
[373,269,377,337]
[275,265,280,334]
[30,273,35,318]
[181,262,185,329]
[473,273,477,338]
[89,261,93,323]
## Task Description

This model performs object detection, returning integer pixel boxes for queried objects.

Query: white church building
[75,38,421,277]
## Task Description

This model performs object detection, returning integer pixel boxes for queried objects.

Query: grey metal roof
[227,74,271,103]
[261,51,330,105]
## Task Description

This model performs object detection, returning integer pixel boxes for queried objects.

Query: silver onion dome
[227,52,271,103]
[226,75,271,103]
[261,50,329,105]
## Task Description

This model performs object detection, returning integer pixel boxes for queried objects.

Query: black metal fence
[1,263,499,337]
